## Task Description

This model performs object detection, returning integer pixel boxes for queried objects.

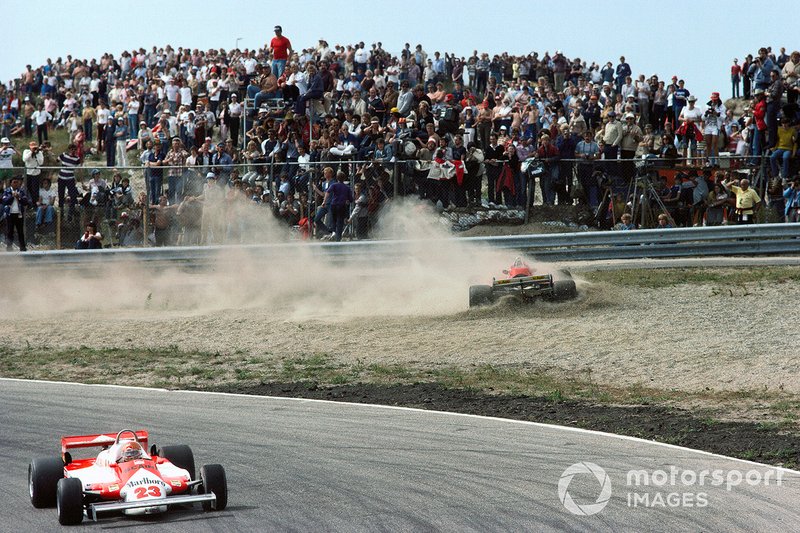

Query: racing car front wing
[87,492,217,521]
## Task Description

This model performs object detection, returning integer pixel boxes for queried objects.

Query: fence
[1,153,782,251]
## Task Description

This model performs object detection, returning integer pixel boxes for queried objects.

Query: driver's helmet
[119,441,144,462]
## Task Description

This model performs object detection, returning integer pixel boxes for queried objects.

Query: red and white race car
[469,257,578,307]
[28,429,227,525]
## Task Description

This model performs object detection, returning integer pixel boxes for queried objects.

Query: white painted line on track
[4,376,798,474]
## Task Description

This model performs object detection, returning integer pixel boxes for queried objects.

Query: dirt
[212,381,799,468]
[3,200,800,466]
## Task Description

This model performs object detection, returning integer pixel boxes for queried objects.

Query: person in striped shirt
[58,144,81,217]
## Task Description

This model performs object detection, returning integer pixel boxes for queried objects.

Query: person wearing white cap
[677,95,703,159]
[0,138,17,185]
[620,112,643,178]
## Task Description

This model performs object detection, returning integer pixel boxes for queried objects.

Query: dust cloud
[4,200,564,321]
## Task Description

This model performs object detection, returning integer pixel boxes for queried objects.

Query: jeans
[36,205,55,225]
[272,59,287,79]
[144,105,156,127]
[57,178,79,209]
[148,173,163,205]
[168,173,185,204]
[314,204,331,235]
[750,128,764,165]
[770,149,791,179]
[83,119,93,142]
[128,115,138,139]
[731,76,740,99]
[540,165,556,205]
[766,102,780,149]
[254,91,280,110]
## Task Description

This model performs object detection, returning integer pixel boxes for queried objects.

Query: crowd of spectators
[1,33,800,250]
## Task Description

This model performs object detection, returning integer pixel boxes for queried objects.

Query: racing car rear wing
[61,430,149,454]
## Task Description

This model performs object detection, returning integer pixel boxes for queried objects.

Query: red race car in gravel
[28,429,227,525]
[469,257,577,307]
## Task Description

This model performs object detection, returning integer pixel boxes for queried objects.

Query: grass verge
[2,345,799,467]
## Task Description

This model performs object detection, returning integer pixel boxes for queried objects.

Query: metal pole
[393,140,399,198]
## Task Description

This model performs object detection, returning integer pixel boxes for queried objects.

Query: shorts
[703,126,719,136]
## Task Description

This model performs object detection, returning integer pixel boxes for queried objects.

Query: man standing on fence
[58,144,81,221]
[269,26,292,79]
[2,176,31,252]
[724,177,761,224]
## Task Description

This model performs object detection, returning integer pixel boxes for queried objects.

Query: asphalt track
[2,379,799,532]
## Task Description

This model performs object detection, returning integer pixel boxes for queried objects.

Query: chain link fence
[1,152,779,250]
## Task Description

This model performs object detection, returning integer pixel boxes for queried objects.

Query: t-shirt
[39,187,57,206]
[729,185,761,214]
[0,147,15,168]
[58,152,81,179]
[270,36,292,60]
[674,88,690,107]
[328,182,353,206]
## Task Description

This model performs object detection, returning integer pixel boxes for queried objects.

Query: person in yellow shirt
[769,117,797,180]
[723,177,761,224]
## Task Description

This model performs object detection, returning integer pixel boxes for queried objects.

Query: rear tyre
[469,285,494,307]
[29,456,64,508]
[200,464,228,511]
[56,477,84,525]
[159,445,195,480]
[551,277,578,301]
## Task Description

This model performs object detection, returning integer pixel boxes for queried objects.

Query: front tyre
[200,464,228,511]
[29,456,64,508]
[56,477,84,525]
[159,445,195,480]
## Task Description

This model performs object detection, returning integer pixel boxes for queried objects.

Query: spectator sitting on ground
[75,222,102,249]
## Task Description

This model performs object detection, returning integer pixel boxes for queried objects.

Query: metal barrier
[6,223,799,267]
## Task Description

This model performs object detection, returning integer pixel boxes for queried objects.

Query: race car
[28,429,227,525]
[469,257,577,307]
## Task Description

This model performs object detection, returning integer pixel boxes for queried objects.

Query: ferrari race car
[28,429,227,525]
[469,257,577,307]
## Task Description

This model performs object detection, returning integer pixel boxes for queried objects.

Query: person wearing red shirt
[731,59,742,99]
[269,25,292,79]
[750,89,767,165]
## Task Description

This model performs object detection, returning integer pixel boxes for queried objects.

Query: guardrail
[5,223,800,267]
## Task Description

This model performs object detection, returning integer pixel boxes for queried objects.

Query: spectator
[325,170,352,241]
[269,26,293,79]
[75,222,103,249]
[35,177,57,230]
[768,119,796,181]
[2,176,31,251]
[731,59,742,99]
[618,212,635,230]
[57,143,81,219]
[723,177,761,224]
[677,96,702,159]
[783,179,800,223]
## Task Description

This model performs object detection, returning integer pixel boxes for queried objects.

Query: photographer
[23,141,45,204]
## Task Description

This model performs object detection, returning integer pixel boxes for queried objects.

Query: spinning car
[469,257,577,307]
[28,429,227,525]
